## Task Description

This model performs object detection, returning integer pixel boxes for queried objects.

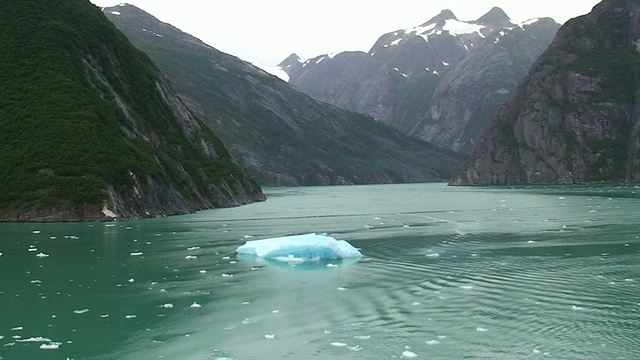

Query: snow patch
[102,206,117,218]
[252,63,290,82]
[520,18,540,27]
[110,11,121,15]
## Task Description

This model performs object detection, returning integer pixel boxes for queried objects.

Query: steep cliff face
[280,8,560,154]
[0,0,264,221]
[104,5,462,186]
[451,0,640,185]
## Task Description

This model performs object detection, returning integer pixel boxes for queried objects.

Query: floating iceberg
[236,233,362,263]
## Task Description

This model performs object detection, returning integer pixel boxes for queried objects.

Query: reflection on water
[1,183,639,359]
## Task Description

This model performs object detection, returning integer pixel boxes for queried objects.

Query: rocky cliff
[451,0,640,185]
[0,0,264,221]
[280,8,560,155]
[103,4,462,186]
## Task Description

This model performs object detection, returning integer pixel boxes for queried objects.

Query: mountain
[0,0,264,221]
[450,0,640,185]
[280,8,560,154]
[102,4,461,186]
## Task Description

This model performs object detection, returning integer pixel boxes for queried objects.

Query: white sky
[90,0,602,66]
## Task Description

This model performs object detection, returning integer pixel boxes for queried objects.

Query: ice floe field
[1,183,640,359]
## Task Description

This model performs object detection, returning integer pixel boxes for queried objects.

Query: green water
[1,183,639,359]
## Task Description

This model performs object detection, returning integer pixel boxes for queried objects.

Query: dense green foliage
[0,0,260,217]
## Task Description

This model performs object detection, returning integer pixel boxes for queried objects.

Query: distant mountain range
[0,0,264,221]
[451,0,640,185]
[279,7,560,155]
[103,4,462,186]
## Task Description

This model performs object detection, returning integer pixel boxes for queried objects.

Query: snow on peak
[406,18,485,42]
[519,18,541,27]
[443,19,485,37]
[252,63,290,82]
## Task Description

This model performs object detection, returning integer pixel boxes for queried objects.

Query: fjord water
[1,183,639,360]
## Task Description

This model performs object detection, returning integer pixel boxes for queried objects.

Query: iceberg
[235,233,362,263]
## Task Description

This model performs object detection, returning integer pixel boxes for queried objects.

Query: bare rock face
[280,8,560,155]
[451,0,640,185]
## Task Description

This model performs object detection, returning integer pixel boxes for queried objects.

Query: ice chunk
[236,233,362,262]
[39,342,61,350]
[402,350,418,358]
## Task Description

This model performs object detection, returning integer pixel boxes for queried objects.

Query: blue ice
[235,233,362,263]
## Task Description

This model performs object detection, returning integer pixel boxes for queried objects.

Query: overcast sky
[90,0,602,66]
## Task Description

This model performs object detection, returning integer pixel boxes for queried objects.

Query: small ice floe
[128,278,135,283]
[199,270,207,274]
[348,345,362,351]
[100,314,110,318]
[425,339,441,345]
[460,285,474,290]
[411,302,421,306]
[125,314,137,319]
[0,252,3,256]
[130,252,144,256]
[190,302,202,309]
[242,318,253,325]
[64,235,79,240]
[32,230,41,234]
[354,335,370,340]
[36,253,49,258]
[572,305,585,311]
[221,273,233,277]
[28,246,38,252]
[185,255,197,260]
[271,309,280,314]
[11,326,23,331]
[222,256,231,260]
[264,334,276,340]
[326,263,339,268]
[187,246,201,251]
[425,252,440,258]
[235,233,362,263]
[39,342,61,350]
[73,309,89,314]
[330,342,348,347]
[161,303,174,309]
[17,336,52,343]
[336,287,348,291]
[402,350,418,358]
[476,327,489,332]
[241,301,250,305]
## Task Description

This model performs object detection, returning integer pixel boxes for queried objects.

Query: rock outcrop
[451,0,640,185]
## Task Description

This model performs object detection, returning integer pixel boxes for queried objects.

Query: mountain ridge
[103,4,462,186]
[0,0,264,221]
[279,7,561,155]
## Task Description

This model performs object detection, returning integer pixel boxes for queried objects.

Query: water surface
[1,183,639,359]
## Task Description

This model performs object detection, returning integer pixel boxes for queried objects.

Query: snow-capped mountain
[280,7,561,154]
[102,4,461,186]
